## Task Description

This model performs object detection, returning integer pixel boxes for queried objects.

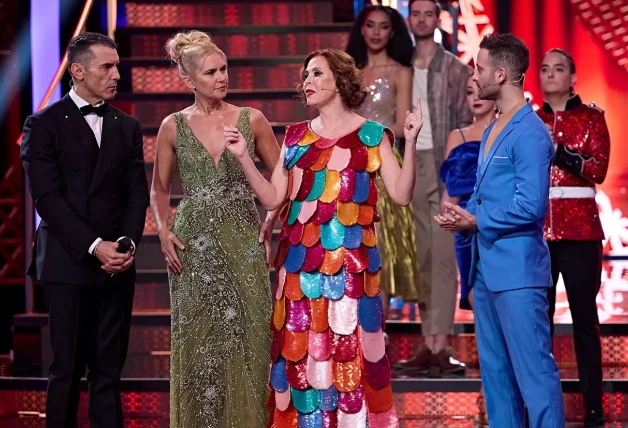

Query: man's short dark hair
[67,32,118,70]
[408,0,442,15]
[479,33,529,87]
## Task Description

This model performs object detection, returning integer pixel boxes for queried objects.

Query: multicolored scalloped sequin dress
[268,120,399,427]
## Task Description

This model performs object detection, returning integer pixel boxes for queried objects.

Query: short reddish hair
[296,49,367,110]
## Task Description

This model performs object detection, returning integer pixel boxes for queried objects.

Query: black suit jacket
[20,94,149,286]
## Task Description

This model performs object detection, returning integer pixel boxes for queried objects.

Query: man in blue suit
[435,33,565,427]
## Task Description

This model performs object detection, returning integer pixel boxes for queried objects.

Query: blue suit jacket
[466,103,555,292]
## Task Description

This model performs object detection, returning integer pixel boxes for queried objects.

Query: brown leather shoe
[475,386,488,426]
[393,345,432,374]
[431,346,466,375]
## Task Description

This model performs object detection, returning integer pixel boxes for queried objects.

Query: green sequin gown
[169,108,272,427]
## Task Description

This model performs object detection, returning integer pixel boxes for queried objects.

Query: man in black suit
[20,32,148,428]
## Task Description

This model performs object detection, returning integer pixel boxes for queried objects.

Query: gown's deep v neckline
[180,109,243,169]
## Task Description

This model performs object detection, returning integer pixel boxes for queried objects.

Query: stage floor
[1,417,627,427]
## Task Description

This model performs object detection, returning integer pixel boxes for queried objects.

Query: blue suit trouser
[473,264,565,428]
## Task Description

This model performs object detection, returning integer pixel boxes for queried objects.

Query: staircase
[3,0,628,426]
[114,0,354,311]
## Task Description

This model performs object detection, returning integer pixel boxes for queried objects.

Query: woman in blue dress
[440,74,496,310]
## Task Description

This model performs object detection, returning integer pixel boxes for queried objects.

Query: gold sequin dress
[169,108,272,427]
[357,77,420,302]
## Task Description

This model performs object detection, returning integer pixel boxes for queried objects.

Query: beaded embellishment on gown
[169,108,272,427]
[268,120,399,427]
[357,77,420,303]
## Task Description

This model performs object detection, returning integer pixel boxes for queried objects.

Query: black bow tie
[80,103,109,116]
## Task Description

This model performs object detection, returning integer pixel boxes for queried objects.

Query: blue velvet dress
[439,135,481,310]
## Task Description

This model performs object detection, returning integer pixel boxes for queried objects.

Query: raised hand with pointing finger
[404,97,424,143]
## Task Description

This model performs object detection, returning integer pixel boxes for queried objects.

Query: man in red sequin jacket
[537,48,610,428]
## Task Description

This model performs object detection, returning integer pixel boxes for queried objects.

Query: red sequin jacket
[537,94,610,241]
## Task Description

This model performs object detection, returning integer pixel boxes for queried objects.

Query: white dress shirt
[69,87,104,147]
[68,88,135,256]
[413,67,434,150]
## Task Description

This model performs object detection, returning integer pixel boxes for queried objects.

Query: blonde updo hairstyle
[166,31,225,84]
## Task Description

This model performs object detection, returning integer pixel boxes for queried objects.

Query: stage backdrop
[512,0,628,255]
[385,0,628,323]
[392,0,628,256]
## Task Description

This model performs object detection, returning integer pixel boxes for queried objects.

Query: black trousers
[547,240,603,411]
[44,281,134,428]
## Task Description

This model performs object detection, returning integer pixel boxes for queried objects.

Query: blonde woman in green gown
[150,31,280,427]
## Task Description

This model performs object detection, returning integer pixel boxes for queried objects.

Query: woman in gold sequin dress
[223,49,423,427]
[149,31,280,427]
[346,5,420,312]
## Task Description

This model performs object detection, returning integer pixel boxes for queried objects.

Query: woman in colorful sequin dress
[346,4,420,313]
[150,31,279,427]
[223,49,423,427]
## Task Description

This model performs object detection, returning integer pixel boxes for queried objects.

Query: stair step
[132,282,170,311]
[2,376,628,394]
[122,1,334,27]
[1,388,627,424]
[11,313,628,382]
[123,64,303,93]
[117,27,350,58]
[118,24,352,36]
[122,56,306,66]
[18,313,628,334]
[113,99,313,128]
[117,89,299,101]
[385,320,628,335]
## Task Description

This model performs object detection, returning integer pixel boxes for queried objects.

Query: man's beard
[476,78,500,101]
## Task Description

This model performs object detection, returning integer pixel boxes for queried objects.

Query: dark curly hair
[296,49,367,110]
[345,5,414,69]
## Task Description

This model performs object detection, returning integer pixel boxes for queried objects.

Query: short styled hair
[408,0,442,15]
[296,49,367,110]
[546,48,576,74]
[479,33,530,86]
[67,32,117,71]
